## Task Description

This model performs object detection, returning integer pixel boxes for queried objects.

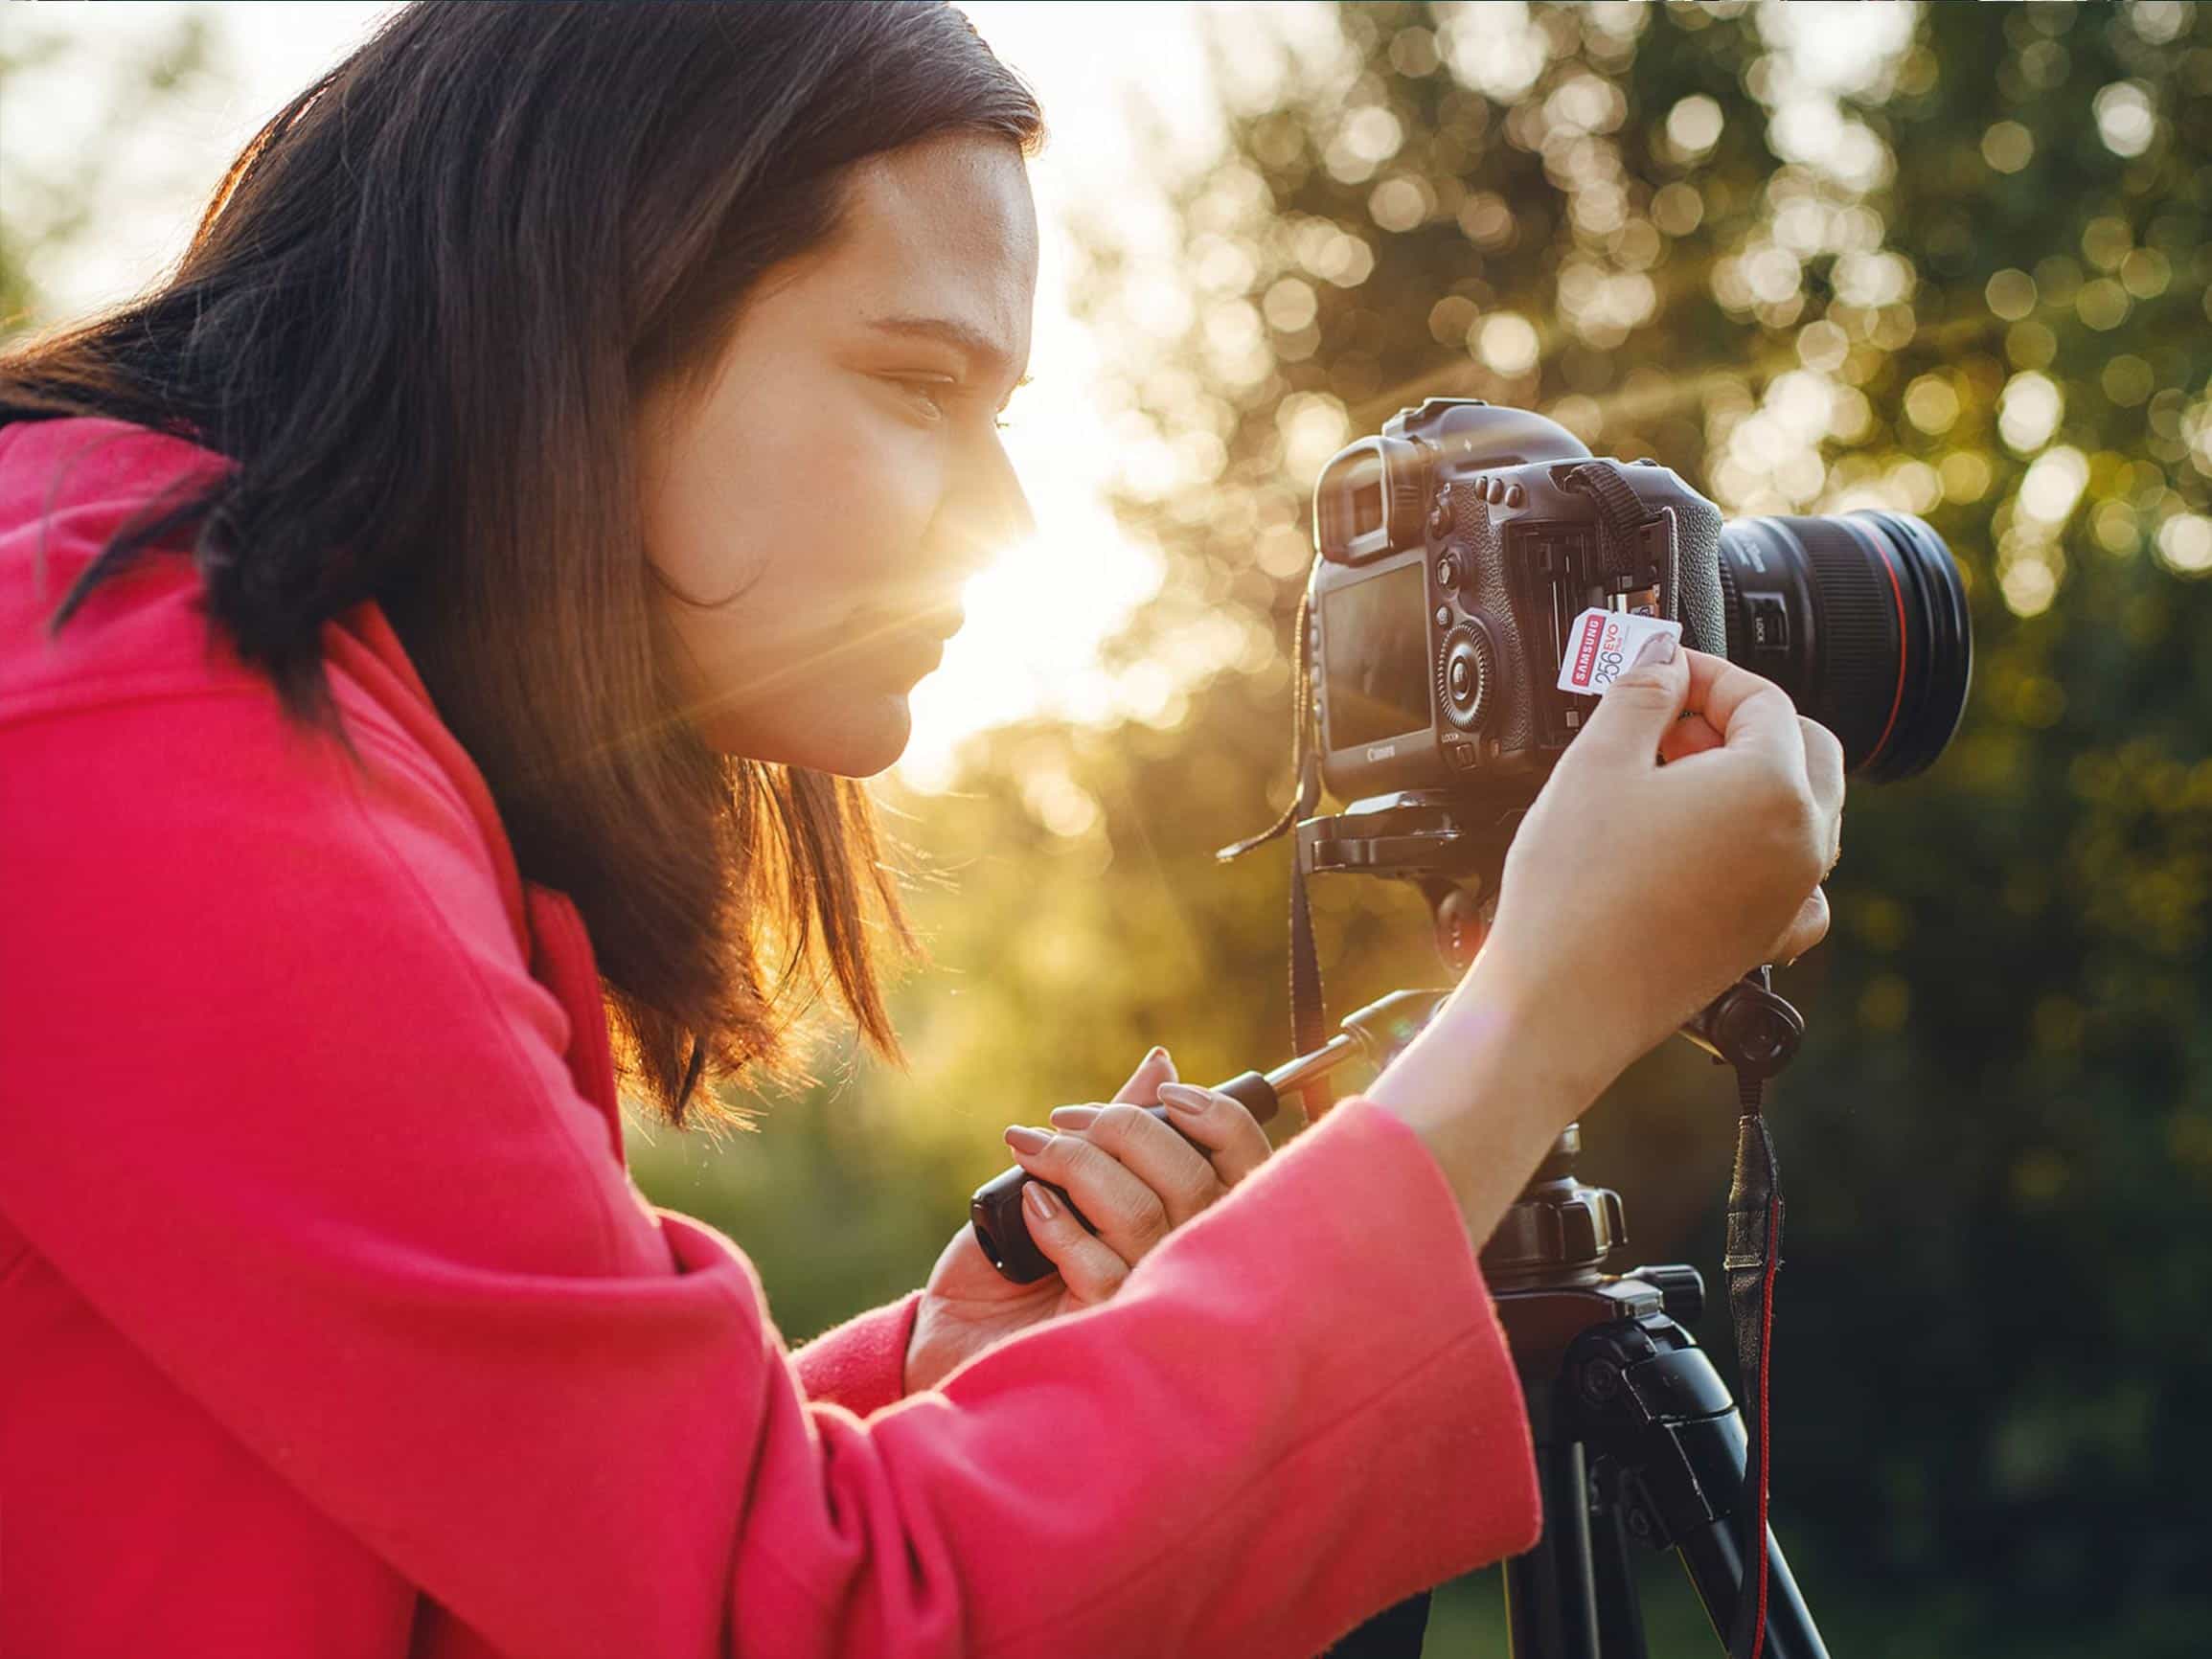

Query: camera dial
[1437,622,1497,735]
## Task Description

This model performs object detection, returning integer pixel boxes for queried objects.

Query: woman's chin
[829,693,915,778]
[695,691,913,776]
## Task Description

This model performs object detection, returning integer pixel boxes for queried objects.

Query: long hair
[0,3,1044,1128]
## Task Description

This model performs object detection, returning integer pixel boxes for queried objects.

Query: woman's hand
[1370,640,1844,1244]
[905,1047,1274,1394]
[1477,640,1844,1087]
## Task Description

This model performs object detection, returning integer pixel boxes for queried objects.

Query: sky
[1,1,1897,786]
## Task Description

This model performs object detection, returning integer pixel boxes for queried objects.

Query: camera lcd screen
[1321,563,1430,750]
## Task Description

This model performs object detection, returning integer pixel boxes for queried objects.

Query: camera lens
[1716,511,1972,782]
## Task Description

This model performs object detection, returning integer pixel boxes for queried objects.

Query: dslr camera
[1308,398,1971,809]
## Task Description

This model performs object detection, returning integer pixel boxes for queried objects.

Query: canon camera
[1309,398,1972,805]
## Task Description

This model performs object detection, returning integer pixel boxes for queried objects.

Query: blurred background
[7,3,2208,1653]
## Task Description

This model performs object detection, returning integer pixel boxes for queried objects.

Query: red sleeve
[0,685,1539,1659]
[791,1291,923,1417]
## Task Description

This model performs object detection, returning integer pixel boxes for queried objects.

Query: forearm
[1364,955,1610,1250]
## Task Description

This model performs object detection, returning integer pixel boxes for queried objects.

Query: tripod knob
[1626,1262,1705,1327]
[1683,970,1805,1079]
[1482,1178,1625,1274]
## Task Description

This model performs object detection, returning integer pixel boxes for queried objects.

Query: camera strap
[1218,586,1334,1118]
[1286,751,1332,1115]
[1560,461,1703,652]
[1723,1072,1784,1659]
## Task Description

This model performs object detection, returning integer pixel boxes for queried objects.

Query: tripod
[1301,790,1831,1659]
[1474,1122,1827,1659]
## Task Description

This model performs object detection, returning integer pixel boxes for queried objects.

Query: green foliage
[0,10,217,337]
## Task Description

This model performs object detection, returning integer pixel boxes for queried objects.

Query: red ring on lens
[1865,530,1910,771]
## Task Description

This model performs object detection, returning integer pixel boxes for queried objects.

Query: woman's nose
[936,434,1035,579]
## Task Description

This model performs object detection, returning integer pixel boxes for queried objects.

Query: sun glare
[897,517,1163,793]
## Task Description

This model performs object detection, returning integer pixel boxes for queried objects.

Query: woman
[0,7,1840,1657]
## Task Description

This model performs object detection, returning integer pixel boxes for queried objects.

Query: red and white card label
[1556,607,1682,696]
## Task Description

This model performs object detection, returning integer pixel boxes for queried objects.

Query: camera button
[1503,483,1526,508]
[1435,556,1459,588]
[1434,604,1451,628]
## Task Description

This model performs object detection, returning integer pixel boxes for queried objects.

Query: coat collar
[3,416,630,1165]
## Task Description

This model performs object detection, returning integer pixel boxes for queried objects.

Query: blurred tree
[0,10,217,336]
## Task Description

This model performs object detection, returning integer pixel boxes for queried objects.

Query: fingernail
[1158,1082,1207,1116]
[1024,1181,1060,1221]
[1049,1104,1102,1129]
[1005,1125,1053,1154]
[1630,633,1677,671]
[1148,1045,1171,1065]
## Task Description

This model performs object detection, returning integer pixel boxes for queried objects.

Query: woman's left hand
[905,1046,1274,1394]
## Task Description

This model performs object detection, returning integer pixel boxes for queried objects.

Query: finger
[1004,1125,1174,1263]
[1152,1082,1273,1188]
[1678,649,1805,769]
[1799,716,1845,827]
[1111,1045,1177,1105]
[1770,886,1831,966]
[1015,1182,1130,1306]
[1657,712,1725,764]
[1050,1101,1228,1229]
[1564,631,1689,770]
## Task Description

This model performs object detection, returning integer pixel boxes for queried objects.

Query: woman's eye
[886,375,955,422]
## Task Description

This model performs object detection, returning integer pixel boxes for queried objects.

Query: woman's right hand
[1368,636,1843,1239]
[1477,637,1844,1092]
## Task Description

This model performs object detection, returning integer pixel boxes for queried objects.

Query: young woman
[0,7,1840,1656]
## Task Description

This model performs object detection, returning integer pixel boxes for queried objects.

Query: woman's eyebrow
[867,313,1026,388]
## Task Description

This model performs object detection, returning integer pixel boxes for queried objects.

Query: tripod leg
[1502,1435,1600,1659]
[1675,1511,1822,1659]
[1484,1160,1836,1659]
[1588,1462,1650,1659]
[1572,1318,1831,1659]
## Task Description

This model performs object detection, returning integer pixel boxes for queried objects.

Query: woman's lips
[917,603,967,641]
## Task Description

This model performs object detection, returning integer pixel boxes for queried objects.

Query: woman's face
[637,134,1038,775]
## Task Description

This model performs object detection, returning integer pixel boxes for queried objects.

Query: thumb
[1567,631,1687,770]
[1113,1046,1177,1104]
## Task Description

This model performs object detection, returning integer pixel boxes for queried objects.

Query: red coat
[0,417,1539,1658]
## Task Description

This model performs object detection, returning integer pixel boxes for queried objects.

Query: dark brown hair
[0,2,1043,1128]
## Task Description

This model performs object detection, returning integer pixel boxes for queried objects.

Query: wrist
[1366,956,1613,1242]
[1444,933,1634,1103]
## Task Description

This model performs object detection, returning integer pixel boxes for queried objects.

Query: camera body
[1310,398,1725,804]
